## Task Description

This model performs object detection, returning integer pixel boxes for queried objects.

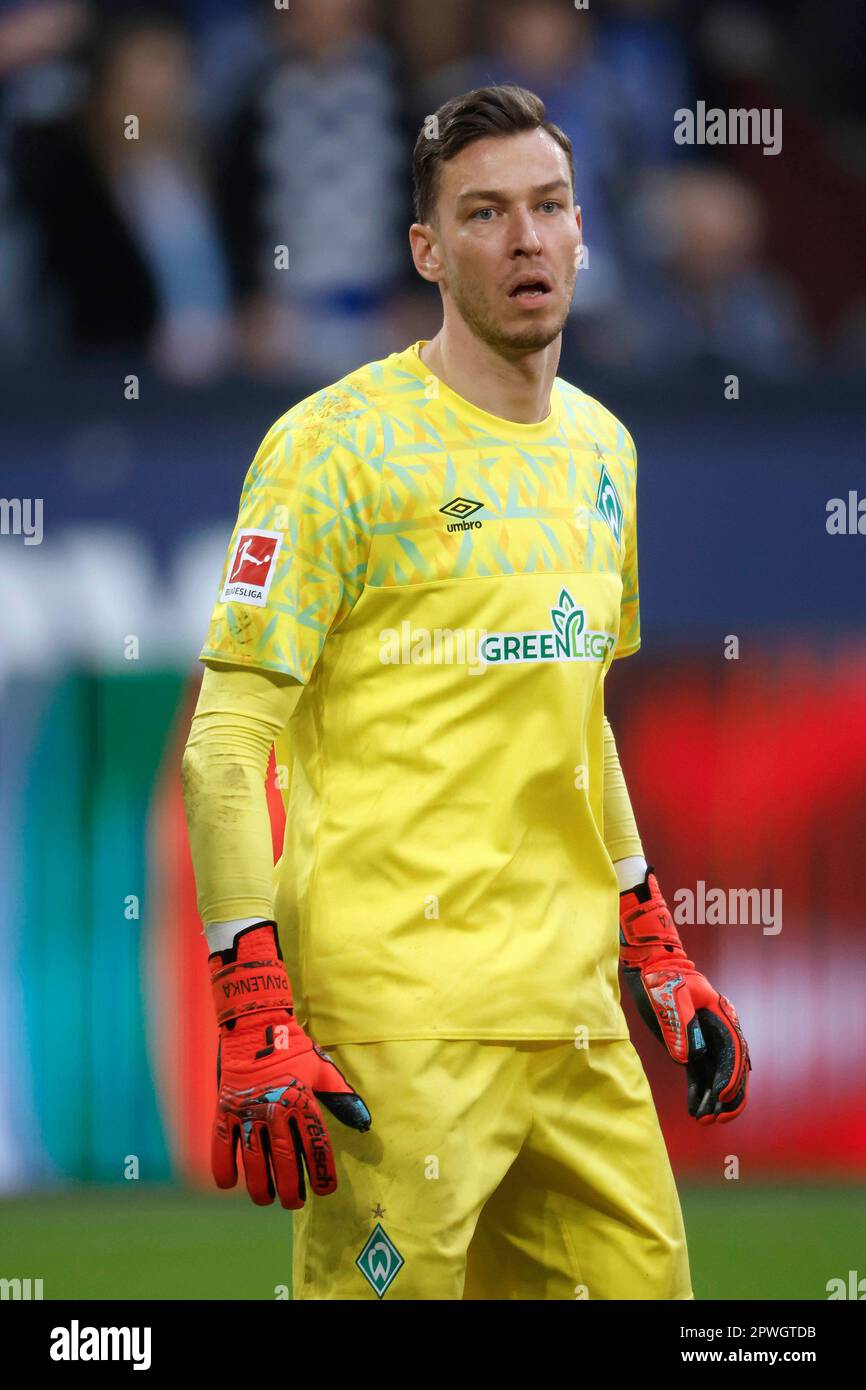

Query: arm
[181,661,371,1209]
[182,661,302,934]
[602,713,648,891]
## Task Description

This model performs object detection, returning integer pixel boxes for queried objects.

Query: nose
[509,206,543,256]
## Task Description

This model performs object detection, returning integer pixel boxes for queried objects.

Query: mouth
[507,275,554,308]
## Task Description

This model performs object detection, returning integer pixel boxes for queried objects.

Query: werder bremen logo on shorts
[356,1223,404,1297]
[596,463,624,544]
[479,587,617,666]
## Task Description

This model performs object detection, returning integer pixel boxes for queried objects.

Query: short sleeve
[613,430,640,659]
[200,405,382,683]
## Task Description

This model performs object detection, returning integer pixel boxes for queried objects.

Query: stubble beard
[448,263,576,358]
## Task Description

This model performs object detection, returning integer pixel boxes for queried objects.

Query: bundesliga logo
[221,529,281,607]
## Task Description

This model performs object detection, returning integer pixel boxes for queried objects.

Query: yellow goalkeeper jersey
[200,340,640,1044]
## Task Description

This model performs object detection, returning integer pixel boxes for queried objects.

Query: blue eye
[472,208,495,220]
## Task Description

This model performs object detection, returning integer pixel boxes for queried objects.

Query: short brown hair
[412,84,575,225]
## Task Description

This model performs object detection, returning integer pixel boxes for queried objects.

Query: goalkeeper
[182,83,750,1301]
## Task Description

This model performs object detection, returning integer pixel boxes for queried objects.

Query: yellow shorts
[292,1037,693,1300]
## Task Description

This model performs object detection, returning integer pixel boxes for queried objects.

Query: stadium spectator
[624,166,811,375]
[0,0,92,362]
[598,0,693,167]
[13,11,233,383]
[218,0,404,379]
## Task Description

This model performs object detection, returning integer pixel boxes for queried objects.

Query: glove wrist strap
[208,921,294,1027]
[619,866,693,972]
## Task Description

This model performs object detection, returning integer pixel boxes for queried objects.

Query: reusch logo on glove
[649,976,686,1047]
[300,1108,333,1187]
[221,528,281,607]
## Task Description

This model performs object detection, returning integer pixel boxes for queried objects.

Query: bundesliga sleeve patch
[221,529,282,607]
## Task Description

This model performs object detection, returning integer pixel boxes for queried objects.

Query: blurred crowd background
[1,0,865,1299]
[2,0,865,382]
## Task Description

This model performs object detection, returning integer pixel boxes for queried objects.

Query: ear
[572,205,586,273]
[409,222,445,287]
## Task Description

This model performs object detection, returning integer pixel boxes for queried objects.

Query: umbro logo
[440,496,484,533]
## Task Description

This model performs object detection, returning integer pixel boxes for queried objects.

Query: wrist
[613,854,648,892]
[205,916,271,955]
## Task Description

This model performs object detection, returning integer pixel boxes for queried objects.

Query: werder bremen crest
[596,463,624,544]
[355,1223,404,1297]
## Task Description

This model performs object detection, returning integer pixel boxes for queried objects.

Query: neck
[419,318,561,425]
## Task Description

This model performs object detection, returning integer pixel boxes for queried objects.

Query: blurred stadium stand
[1,0,864,378]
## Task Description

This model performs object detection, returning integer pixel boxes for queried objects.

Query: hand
[619,868,751,1124]
[209,922,371,1208]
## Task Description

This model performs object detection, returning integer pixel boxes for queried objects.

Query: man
[182,85,750,1301]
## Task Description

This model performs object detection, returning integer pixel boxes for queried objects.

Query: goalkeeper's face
[413,128,582,357]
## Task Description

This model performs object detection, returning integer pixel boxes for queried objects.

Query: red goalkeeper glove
[209,921,371,1208]
[619,867,751,1124]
